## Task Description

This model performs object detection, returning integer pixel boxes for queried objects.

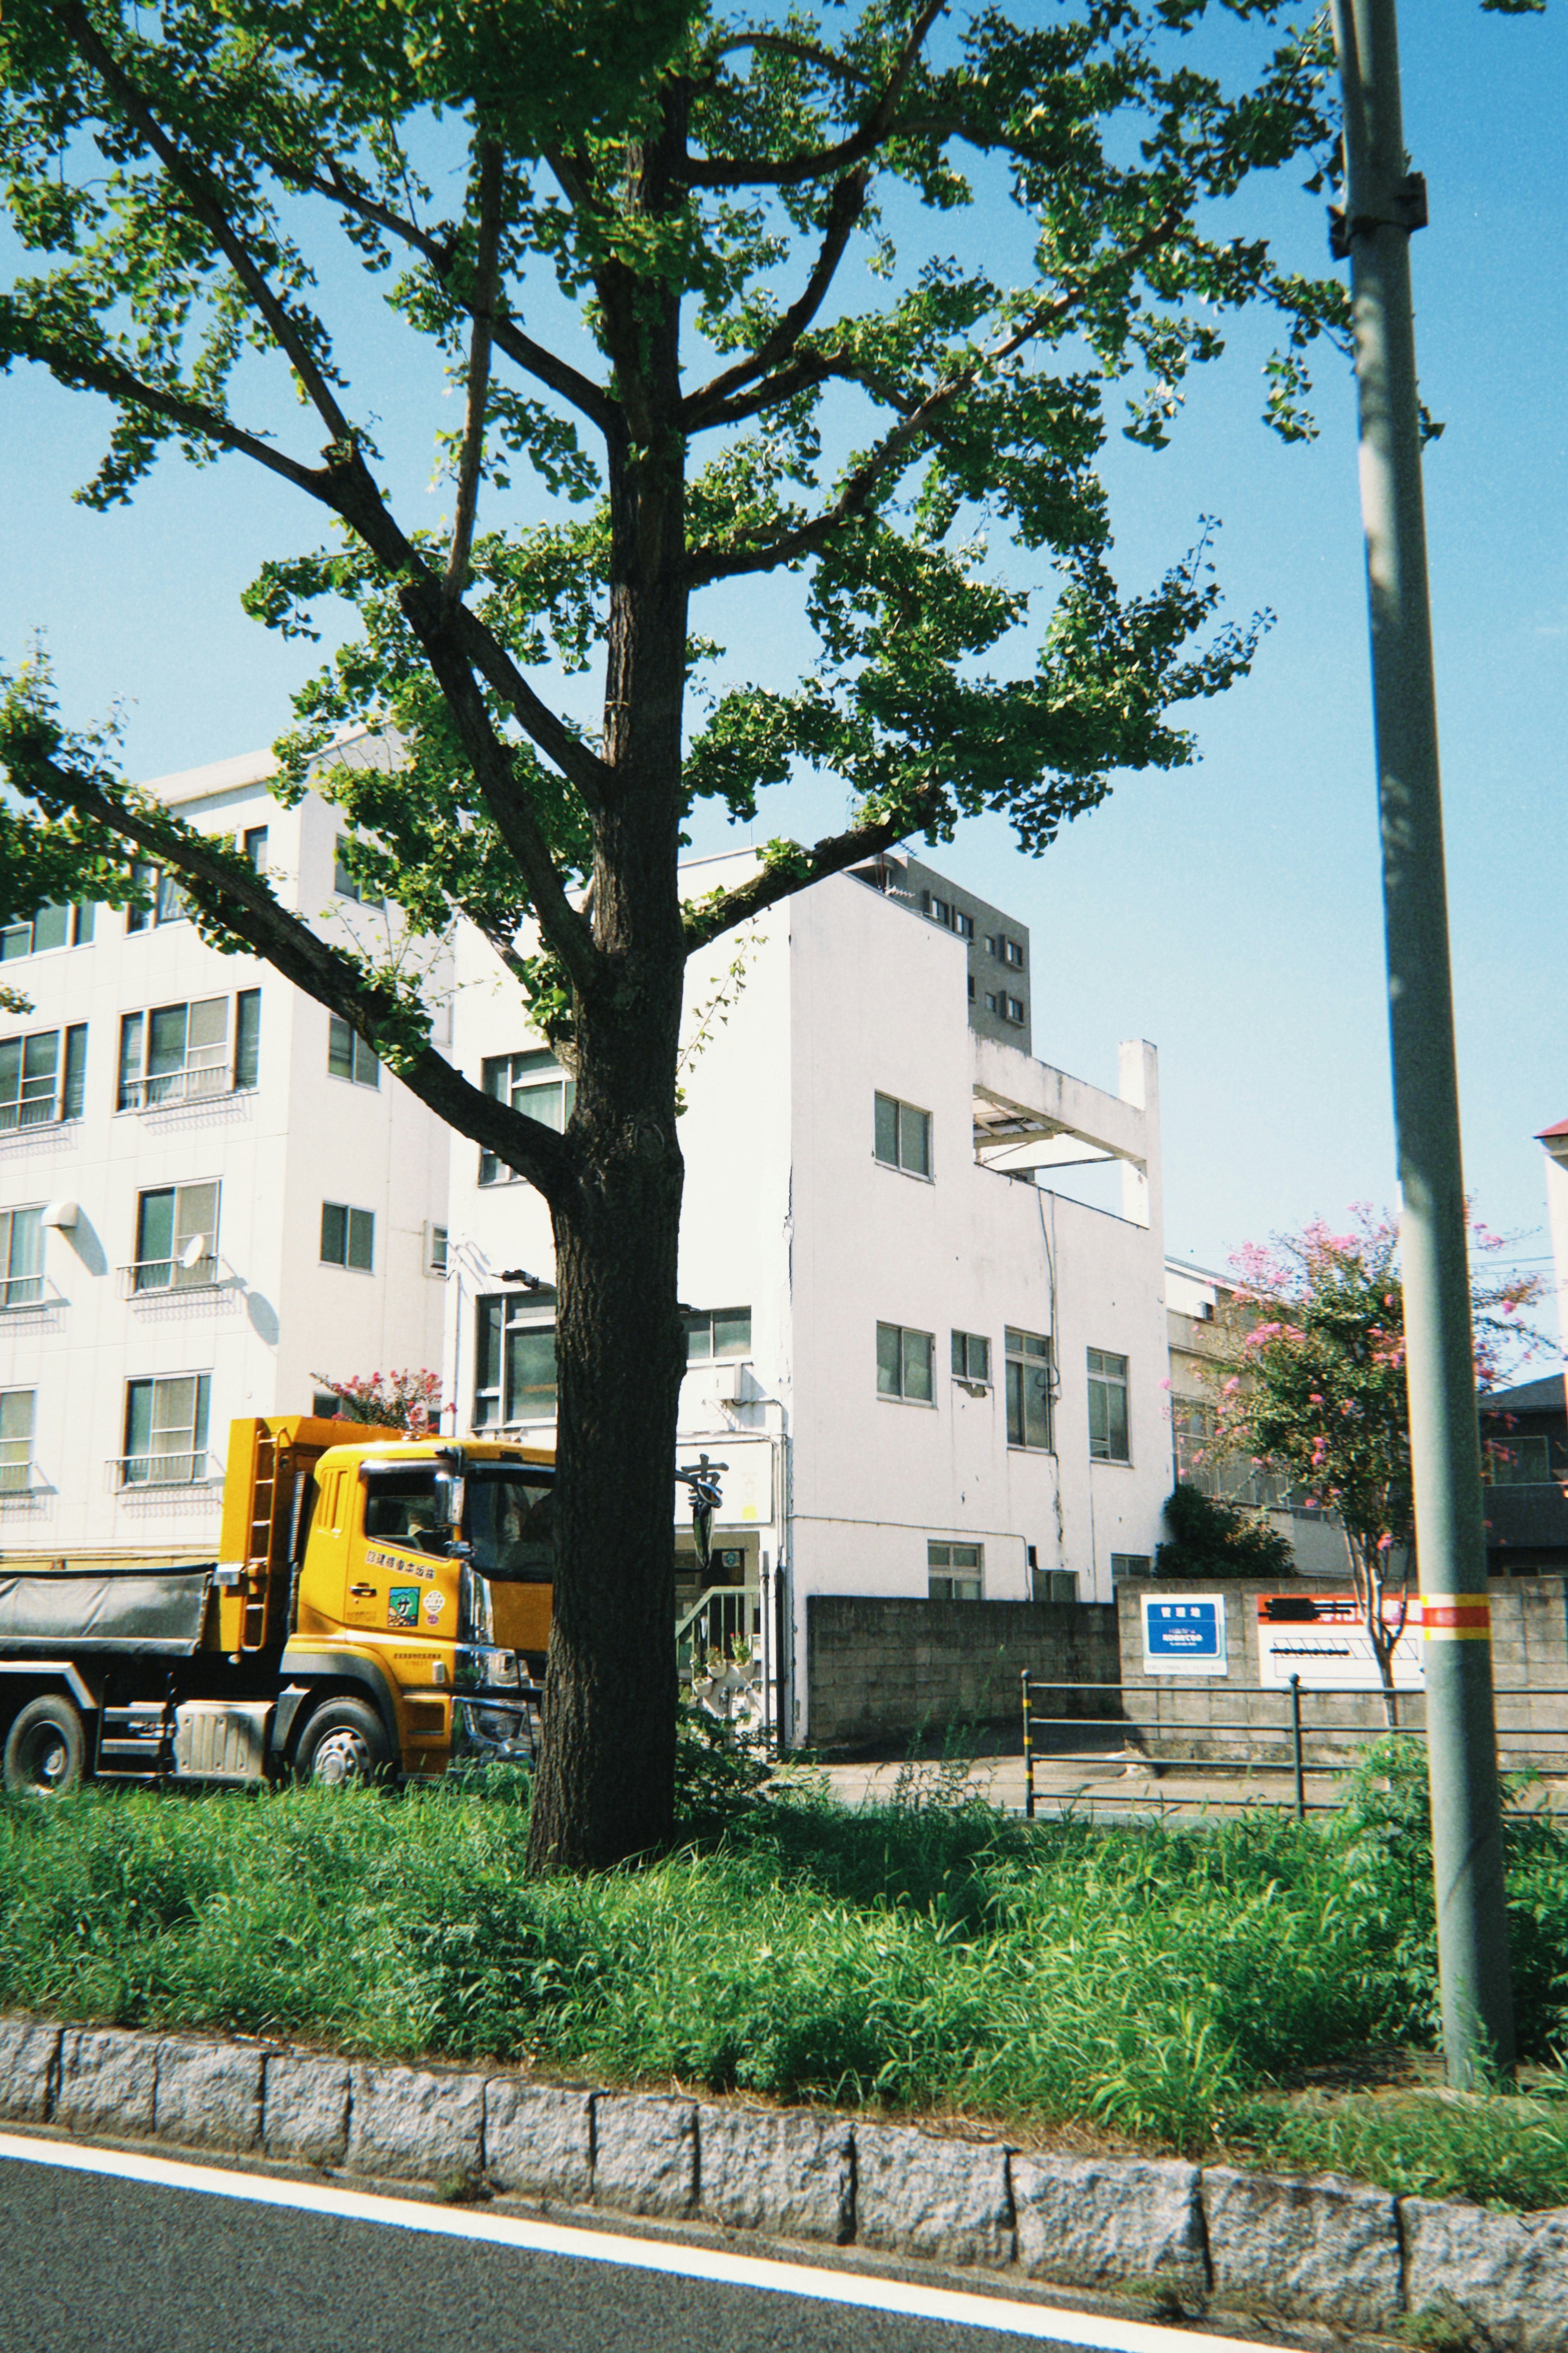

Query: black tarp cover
[0,1565,213,1654]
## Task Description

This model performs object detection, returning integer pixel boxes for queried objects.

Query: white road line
[0,2131,1281,2353]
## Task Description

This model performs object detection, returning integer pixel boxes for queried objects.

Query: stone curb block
[55,2028,158,2140]
[1403,2195,1568,2353]
[0,2020,60,2125]
[484,2080,592,2203]
[347,2064,486,2183]
[698,2103,852,2244]
[154,2038,262,2153]
[592,2094,697,2219]
[1013,2153,1205,2296]
[855,2122,1014,2269]
[262,2053,351,2168]
[9,2014,1568,2346]
[1202,2164,1403,2331]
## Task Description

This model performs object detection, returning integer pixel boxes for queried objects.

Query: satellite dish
[179,1234,207,1271]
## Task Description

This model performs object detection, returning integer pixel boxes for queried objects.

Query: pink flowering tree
[312,1369,443,1438]
[1211,1211,1543,1722]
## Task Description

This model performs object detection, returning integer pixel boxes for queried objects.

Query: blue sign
[1142,1594,1227,1675]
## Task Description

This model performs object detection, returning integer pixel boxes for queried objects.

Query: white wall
[0,754,448,1555]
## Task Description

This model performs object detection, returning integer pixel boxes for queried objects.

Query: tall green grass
[1,1738,1564,2208]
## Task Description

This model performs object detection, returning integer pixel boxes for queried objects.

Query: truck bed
[0,1564,214,1655]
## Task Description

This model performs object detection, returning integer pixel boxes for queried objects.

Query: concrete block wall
[805,1596,1119,1750]
[1116,1576,1568,1770]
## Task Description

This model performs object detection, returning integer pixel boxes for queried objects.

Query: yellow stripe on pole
[1421,1596,1492,1641]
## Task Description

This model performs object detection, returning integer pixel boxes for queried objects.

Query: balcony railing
[118,1065,236,1112]
[0,1274,45,1311]
[109,1450,218,1491]
[118,1254,222,1298]
[0,1096,62,1135]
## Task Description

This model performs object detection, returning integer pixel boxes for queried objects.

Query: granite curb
[1,2016,1562,2346]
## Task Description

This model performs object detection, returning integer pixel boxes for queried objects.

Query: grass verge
[1,1735,1564,2209]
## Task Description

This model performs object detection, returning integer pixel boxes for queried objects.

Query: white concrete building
[0,749,449,1555]
[443,848,1172,1741]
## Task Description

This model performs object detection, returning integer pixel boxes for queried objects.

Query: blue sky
[2,3,1562,1306]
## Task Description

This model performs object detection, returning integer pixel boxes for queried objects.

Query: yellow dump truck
[0,1416,554,1795]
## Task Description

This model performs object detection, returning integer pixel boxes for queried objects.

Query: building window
[1111,1553,1152,1582]
[684,1307,751,1361]
[333,838,383,905]
[1088,1347,1131,1462]
[877,1321,934,1403]
[1006,1327,1054,1450]
[327,1013,380,1088]
[117,991,259,1110]
[242,826,269,869]
[928,1540,982,1601]
[1003,994,1025,1024]
[0,1026,87,1133]
[1486,1433,1552,1485]
[922,892,973,939]
[474,1298,558,1425]
[0,1207,43,1310]
[132,1182,219,1293]
[311,1389,343,1420]
[321,1202,375,1271]
[1002,936,1025,968]
[0,1389,34,1493]
[0,902,94,961]
[125,862,189,932]
[479,1050,575,1184]
[951,1330,991,1386]
[426,1224,449,1277]
[122,1373,210,1486]
[873,1091,931,1178]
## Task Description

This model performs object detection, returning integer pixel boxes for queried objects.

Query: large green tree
[0,0,1344,1866]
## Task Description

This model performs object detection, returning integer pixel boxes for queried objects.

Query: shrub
[1154,1481,1295,1579]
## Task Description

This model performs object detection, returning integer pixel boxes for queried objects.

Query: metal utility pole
[1328,0,1515,2083]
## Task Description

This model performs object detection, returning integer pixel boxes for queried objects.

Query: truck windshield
[467,1471,554,1582]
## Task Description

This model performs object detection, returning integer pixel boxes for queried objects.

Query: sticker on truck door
[388,1586,421,1629]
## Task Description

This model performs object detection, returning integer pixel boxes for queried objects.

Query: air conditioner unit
[708,1363,743,1403]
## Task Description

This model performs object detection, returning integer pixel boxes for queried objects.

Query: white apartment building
[444,848,1172,1742]
[0,749,449,1555]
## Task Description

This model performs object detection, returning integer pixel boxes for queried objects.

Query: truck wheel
[3,1695,87,1798]
[294,1698,393,1787]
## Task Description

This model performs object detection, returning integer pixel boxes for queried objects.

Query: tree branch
[62,4,355,448]
[682,167,869,428]
[685,0,947,190]
[286,154,615,433]
[443,140,503,613]
[683,797,944,950]
[0,329,331,502]
[20,749,575,1202]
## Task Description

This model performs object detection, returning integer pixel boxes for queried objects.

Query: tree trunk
[526,1102,686,1870]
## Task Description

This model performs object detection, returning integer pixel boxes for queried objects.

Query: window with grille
[321,1202,375,1271]
[0,902,94,961]
[122,1374,211,1486]
[0,1208,43,1310]
[117,992,258,1109]
[1005,1328,1053,1450]
[684,1307,751,1361]
[928,1540,982,1601]
[0,1026,86,1132]
[474,1298,558,1425]
[479,1050,575,1184]
[951,1330,991,1385]
[132,1182,219,1293]
[877,1322,934,1403]
[327,1013,380,1088]
[873,1091,931,1178]
[1088,1347,1131,1462]
[0,1389,34,1493]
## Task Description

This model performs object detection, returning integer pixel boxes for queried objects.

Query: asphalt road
[0,2137,1292,2353]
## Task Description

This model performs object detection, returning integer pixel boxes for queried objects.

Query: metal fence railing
[1021,1672,1568,1820]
